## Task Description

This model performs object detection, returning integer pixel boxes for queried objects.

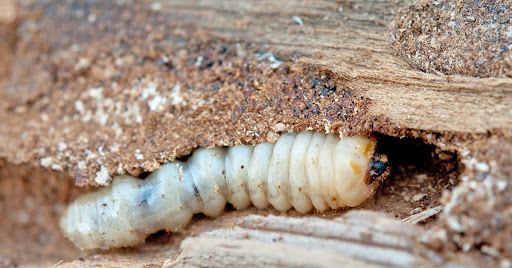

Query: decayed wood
[0,0,16,80]
[165,238,380,268]
[166,211,443,267]
[152,0,512,134]
[1,1,508,266]
[403,205,443,225]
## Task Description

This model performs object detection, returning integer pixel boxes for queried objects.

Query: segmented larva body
[61,132,386,250]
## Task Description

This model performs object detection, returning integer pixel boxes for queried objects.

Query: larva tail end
[366,154,389,185]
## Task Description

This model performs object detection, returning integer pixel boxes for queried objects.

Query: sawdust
[1,0,512,267]
[391,0,512,78]
[1,0,371,187]
[425,134,512,261]
[0,159,81,266]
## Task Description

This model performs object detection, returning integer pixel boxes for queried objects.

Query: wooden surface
[153,0,512,134]
[1,1,509,266]
[166,211,440,267]
[0,0,16,79]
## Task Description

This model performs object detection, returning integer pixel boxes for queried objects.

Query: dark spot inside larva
[102,203,107,207]
[241,165,244,169]
[179,206,183,210]
[361,232,373,241]
[331,197,337,202]
[161,194,165,199]
[272,237,283,242]
[240,183,244,187]
[130,230,134,234]
[193,183,200,196]
[222,170,225,175]
[298,187,302,191]
[257,184,261,188]
[277,185,281,189]
[137,189,151,206]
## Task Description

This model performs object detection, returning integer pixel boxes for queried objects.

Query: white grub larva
[60,131,388,250]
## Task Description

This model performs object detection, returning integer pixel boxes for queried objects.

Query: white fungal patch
[60,132,385,250]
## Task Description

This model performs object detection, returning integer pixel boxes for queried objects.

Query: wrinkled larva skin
[61,132,384,250]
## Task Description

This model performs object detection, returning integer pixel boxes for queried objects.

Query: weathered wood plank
[167,211,443,267]
[151,0,512,134]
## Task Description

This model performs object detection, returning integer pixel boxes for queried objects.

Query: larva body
[61,132,386,250]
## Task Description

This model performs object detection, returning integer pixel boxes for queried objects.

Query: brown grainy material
[1,0,512,266]
[0,159,81,266]
[391,0,512,78]
[2,0,511,188]
[424,134,512,261]
[0,0,16,82]
[0,1,371,186]
[156,0,512,134]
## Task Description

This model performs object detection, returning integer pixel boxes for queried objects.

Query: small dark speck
[193,183,200,196]
[102,203,107,207]
[241,165,244,169]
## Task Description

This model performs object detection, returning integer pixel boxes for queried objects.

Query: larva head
[366,154,388,185]
[332,135,385,207]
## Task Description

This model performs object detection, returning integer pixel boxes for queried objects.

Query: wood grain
[166,211,442,267]
[152,0,512,134]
